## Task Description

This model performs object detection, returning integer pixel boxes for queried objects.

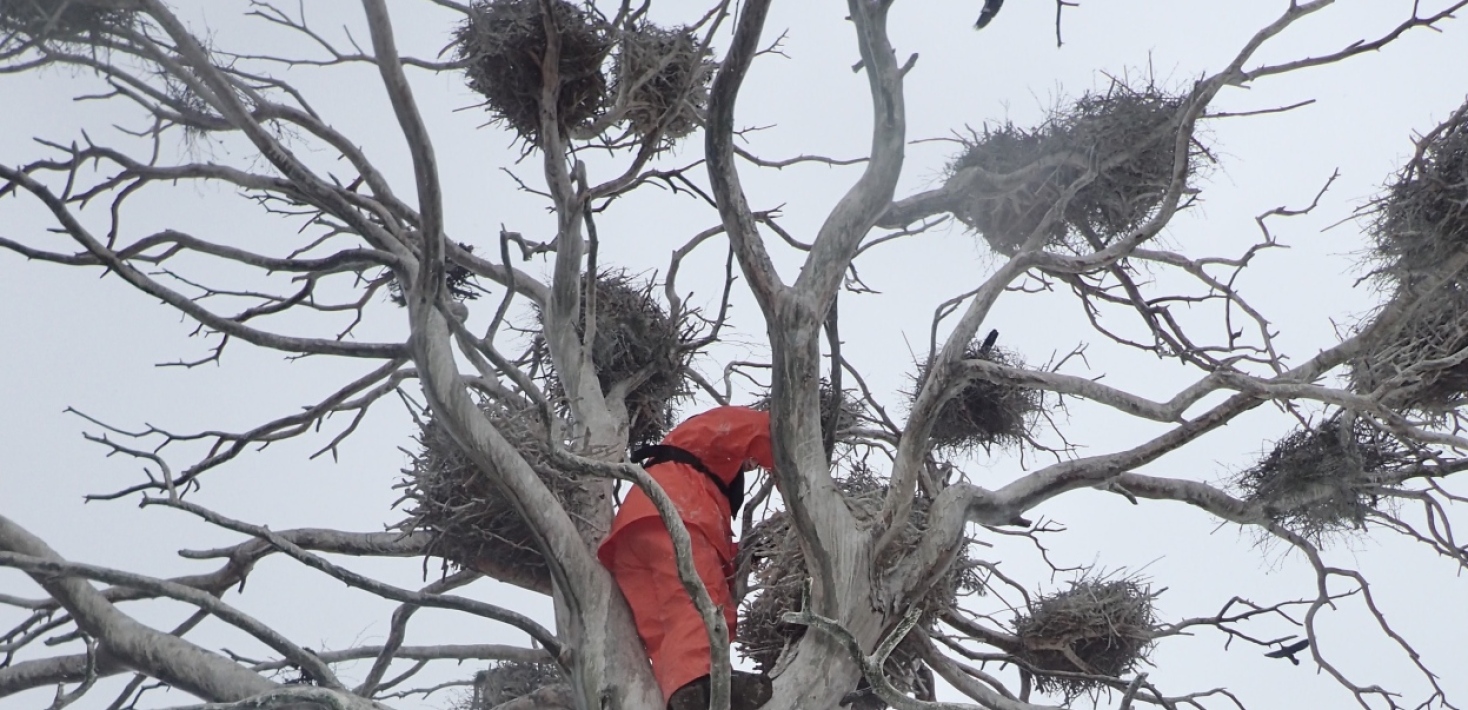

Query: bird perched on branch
[974,0,1005,29]
[978,329,999,356]
[1263,639,1311,665]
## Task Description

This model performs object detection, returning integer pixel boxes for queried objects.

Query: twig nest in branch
[157,71,226,138]
[947,84,1195,255]
[0,0,139,44]
[469,660,563,709]
[1233,415,1412,542]
[1012,574,1158,700]
[1365,100,1468,279]
[911,341,1042,453]
[1351,101,1468,412]
[386,242,482,306]
[738,465,983,695]
[534,269,692,447]
[612,22,713,145]
[752,378,866,447]
[1349,282,1468,412]
[392,403,596,589]
[455,0,610,140]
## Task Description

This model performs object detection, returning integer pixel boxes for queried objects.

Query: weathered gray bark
[0,515,279,702]
[704,1,910,706]
[6,1,1468,708]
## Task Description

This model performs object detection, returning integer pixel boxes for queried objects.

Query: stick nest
[534,269,693,448]
[1349,282,1468,413]
[738,465,984,694]
[387,242,481,306]
[1351,101,1468,412]
[468,660,563,709]
[0,0,138,45]
[752,378,866,447]
[612,22,713,145]
[948,84,1194,255]
[455,0,610,140]
[912,341,1042,453]
[392,403,595,587]
[1013,574,1158,700]
[1233,415,1412,543]
[1365,100,1468,280]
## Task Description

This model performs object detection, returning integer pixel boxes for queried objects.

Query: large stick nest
[533,268,694,448]
[1012,574,1158,700]
[911,341,1043,453]
[1349,281,1468,413]
[612,22,713,145]
[1232,415,1414,543]
[1365,100,1468,280]
[466,660,563,709]
[0,0,138,46]
[738,465,984,695]
[948,83,1197,256]
[454,0,610,140]
[1351,101,1468,412]
[752,378,866,448]
[391,402,597,588]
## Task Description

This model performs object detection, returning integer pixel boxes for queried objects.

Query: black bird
[974,0,1005,29]
[1264,639,1311,666]
[839,678,881,710]
[978,329,999,357]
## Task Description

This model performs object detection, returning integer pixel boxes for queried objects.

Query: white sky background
[2,1,1467,708]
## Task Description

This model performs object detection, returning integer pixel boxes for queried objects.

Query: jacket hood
[659,406,774,484]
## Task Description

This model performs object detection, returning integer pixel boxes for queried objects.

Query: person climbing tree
[597,406,775,710]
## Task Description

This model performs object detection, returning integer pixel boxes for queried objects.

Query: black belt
[631,444,745,518]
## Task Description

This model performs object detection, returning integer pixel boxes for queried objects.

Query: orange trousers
[601,518,738,702]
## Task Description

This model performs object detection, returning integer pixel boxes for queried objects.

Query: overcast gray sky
[3,2,1468,708]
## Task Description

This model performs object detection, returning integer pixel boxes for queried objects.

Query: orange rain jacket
[597,406,775,701]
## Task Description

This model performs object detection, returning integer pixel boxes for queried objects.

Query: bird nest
[1012,574,1158,700]
[752,378,866,447]
[386,242,482,306]
[533,269,693,448]
[0,0,138,46]
[454,0,610,140]
[1233,415,1413,543]
[738,466,984,694]
[391,402,595,588]
[911,341,1042,453]
[611,22,713,145]
[468,660,563,709]
[1349,281,1468,413]
[1350,101,1468,412]
[1365,100,1468,280]
[947,84,1194,255]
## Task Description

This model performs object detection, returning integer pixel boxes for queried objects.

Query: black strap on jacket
[631,444,745,518]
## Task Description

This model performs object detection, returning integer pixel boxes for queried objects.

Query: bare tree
[3,1,1468,710]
